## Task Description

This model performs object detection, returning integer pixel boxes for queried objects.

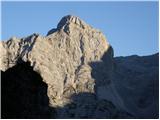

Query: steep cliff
[1,15,158,118]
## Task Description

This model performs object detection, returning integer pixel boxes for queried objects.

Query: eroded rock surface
[1,15,158,118]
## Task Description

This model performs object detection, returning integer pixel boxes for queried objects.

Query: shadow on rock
[2,47,158,119]
[1,61,55,118]
[55,47,133,119]
[1,47,131,119]
[55,92,132,119]
[89,46,114,89]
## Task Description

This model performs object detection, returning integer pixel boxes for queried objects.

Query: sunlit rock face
[1,15,158,118]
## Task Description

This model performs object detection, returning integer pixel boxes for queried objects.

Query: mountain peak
[57,15,86,29]
[47,15,89,35]
[1,15,158,119]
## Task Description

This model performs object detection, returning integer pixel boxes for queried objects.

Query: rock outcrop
[1,15,158,118]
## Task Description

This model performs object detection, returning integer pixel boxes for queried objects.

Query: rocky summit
[0,15,159,119]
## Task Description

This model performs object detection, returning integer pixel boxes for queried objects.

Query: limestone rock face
[1,15,158,118]
[1,15,116,117]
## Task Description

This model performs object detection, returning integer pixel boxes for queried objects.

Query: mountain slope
[113,53,159,118]
[0,15,158,118]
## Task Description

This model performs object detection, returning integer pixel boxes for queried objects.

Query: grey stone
[1,15,158,119]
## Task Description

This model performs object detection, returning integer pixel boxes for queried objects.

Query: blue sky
[1,1,158,56]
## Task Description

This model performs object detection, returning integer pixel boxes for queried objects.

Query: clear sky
[1,1,158,56]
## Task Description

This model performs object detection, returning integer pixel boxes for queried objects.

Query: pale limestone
[1,15,158,118]
[0,15,113,108]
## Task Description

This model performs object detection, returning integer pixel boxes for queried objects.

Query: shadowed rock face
[113,53,159,118]
[1,61,55,118]
[0,15,159,118]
